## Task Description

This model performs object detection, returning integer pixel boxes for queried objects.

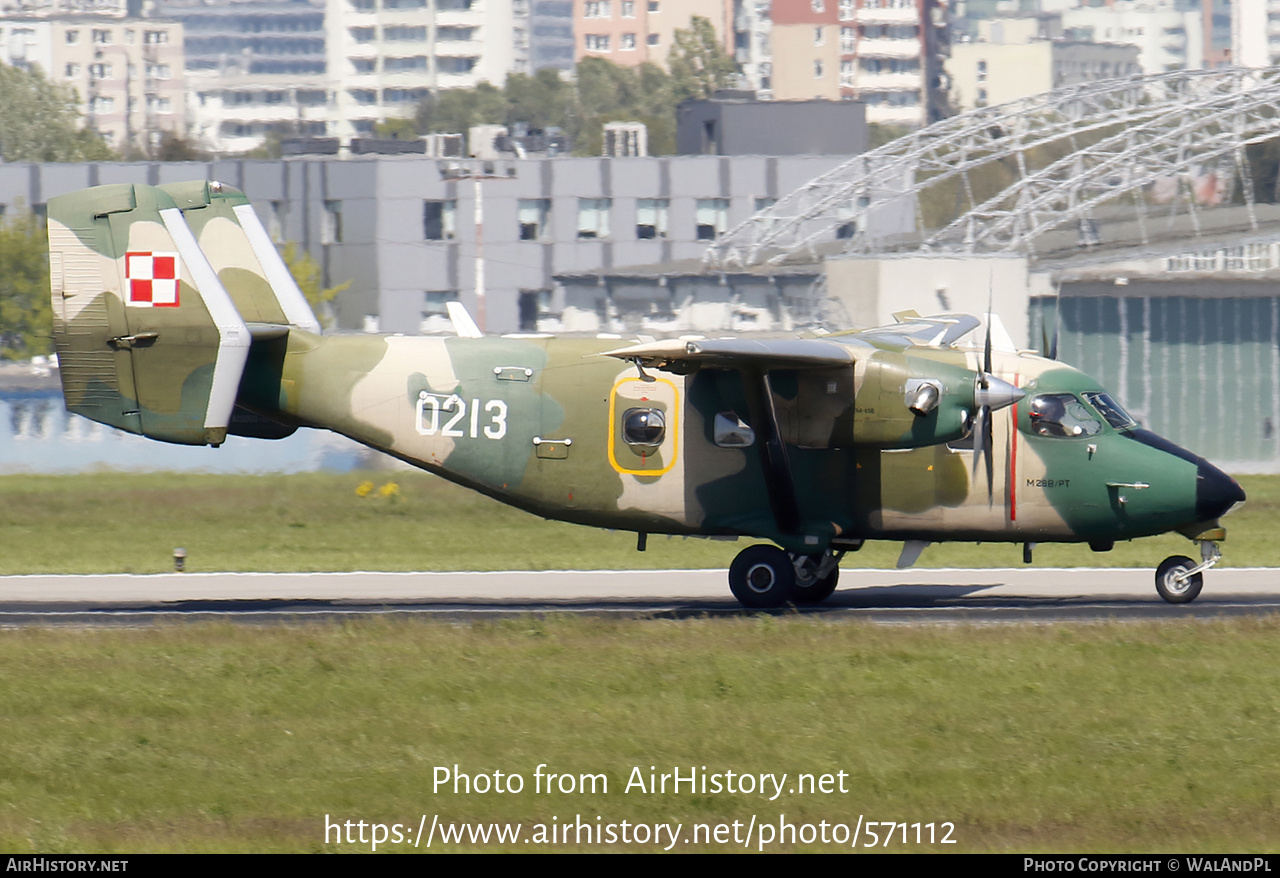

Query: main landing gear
[728,545,843,608]
[1155,540,1220,604]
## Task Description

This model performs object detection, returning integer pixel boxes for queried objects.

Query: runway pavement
[0,567,1277,623]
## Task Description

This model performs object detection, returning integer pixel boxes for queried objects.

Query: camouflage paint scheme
[48,182,1246,606]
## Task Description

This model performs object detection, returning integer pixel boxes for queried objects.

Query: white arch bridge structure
[706,67,1280,269]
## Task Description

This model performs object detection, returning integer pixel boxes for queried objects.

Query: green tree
[0,64,114,162]
[0,212,52,360]
[667,16,737,105]
[504,67,575,132]
[571,58,676,155]
[281,242,349,330]
[373,117,418,140]
[416,81,507,135]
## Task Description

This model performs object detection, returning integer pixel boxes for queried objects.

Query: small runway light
[174,547,187,573]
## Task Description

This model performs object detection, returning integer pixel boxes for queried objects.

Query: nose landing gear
[1155,539,1221,604]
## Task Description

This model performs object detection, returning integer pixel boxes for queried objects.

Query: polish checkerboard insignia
[125,251,180,307]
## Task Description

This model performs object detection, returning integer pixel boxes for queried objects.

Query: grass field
[1,471,1277,853]
[3,617,1280,852]
[0,471,1272,574]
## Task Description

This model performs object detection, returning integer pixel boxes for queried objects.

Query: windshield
[1082,392,1138,430]
[1027,393,1104,439]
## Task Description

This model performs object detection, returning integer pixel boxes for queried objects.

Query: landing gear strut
[728,545,843,608]
[1155,540,1220,604]
[792,550,843,604]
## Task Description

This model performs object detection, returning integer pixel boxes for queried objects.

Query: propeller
[971,312,1024,503]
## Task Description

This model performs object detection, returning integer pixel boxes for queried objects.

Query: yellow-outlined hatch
[608,376,680,476]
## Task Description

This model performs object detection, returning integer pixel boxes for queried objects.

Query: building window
[814,59,824,78]
[92,29,112,44]
[89,96,115,113]
[518,199,550,240]
[841,26,855,53]
[648,0,659,10]
[840,59,854,86]
[584,34,610,51]
[518,290,552,332]
[815,26,825,46]
[65,29,79,44]
[64,63,80,77]
[146,63,171,79]
[754,197,777,212]
[647,32,659,46]
[268,201,286,242]
[635,198,668,239]
[352,58,376,73]
[839,0,854,19]
[621,0,635,16]
[584,0,611,17]
[577,198,611,239]
[812,0,825,10]
[350,26,375,42]
[323,200,343,244]
[696,198,729,240]
[89,63,112,80]
[424,200,456,240]
[385,56,429,71]
[621,32,636,50]
[384,25,427,40]
[143,30,169,44]
[424,290,459,317]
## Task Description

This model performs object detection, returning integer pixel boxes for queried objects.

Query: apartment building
[170,0,327,154]
[573,0,733,67]
[327,0,530,143]
[1060,1,1204,75]
[949,17,1141,111]
[0,13,185,154]
[770,0,948,127]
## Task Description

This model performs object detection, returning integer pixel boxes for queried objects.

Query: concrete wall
[675,99,868,156]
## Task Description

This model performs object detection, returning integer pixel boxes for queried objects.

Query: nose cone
[1196,462,1246,522]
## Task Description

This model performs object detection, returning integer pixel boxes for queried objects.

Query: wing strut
[741,368,801,536]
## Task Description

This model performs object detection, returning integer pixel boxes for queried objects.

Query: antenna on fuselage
[447,301,484,338]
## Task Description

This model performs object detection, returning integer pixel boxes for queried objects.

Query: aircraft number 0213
[415,392,508,440]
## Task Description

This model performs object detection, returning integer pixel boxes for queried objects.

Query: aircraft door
[608,375,680,478]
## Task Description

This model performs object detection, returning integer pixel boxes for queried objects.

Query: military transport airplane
[47,181,1246,608]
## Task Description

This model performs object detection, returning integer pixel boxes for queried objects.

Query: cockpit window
[1082,392,1137,430]
[622,408,666,446]
[1027,393,1103,439]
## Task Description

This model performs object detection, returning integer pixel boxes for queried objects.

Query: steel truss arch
[705,68,1280,267]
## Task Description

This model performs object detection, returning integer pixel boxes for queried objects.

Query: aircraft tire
[792,556,839,604]
[1155,555,1203,604]
[729,545,797,608]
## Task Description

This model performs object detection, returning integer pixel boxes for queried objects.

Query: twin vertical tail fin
[48,181,320,446]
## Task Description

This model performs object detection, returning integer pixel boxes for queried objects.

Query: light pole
[439,159,516,332]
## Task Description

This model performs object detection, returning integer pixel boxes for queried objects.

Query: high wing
[601,312,984,373]
[601,336,857,371]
